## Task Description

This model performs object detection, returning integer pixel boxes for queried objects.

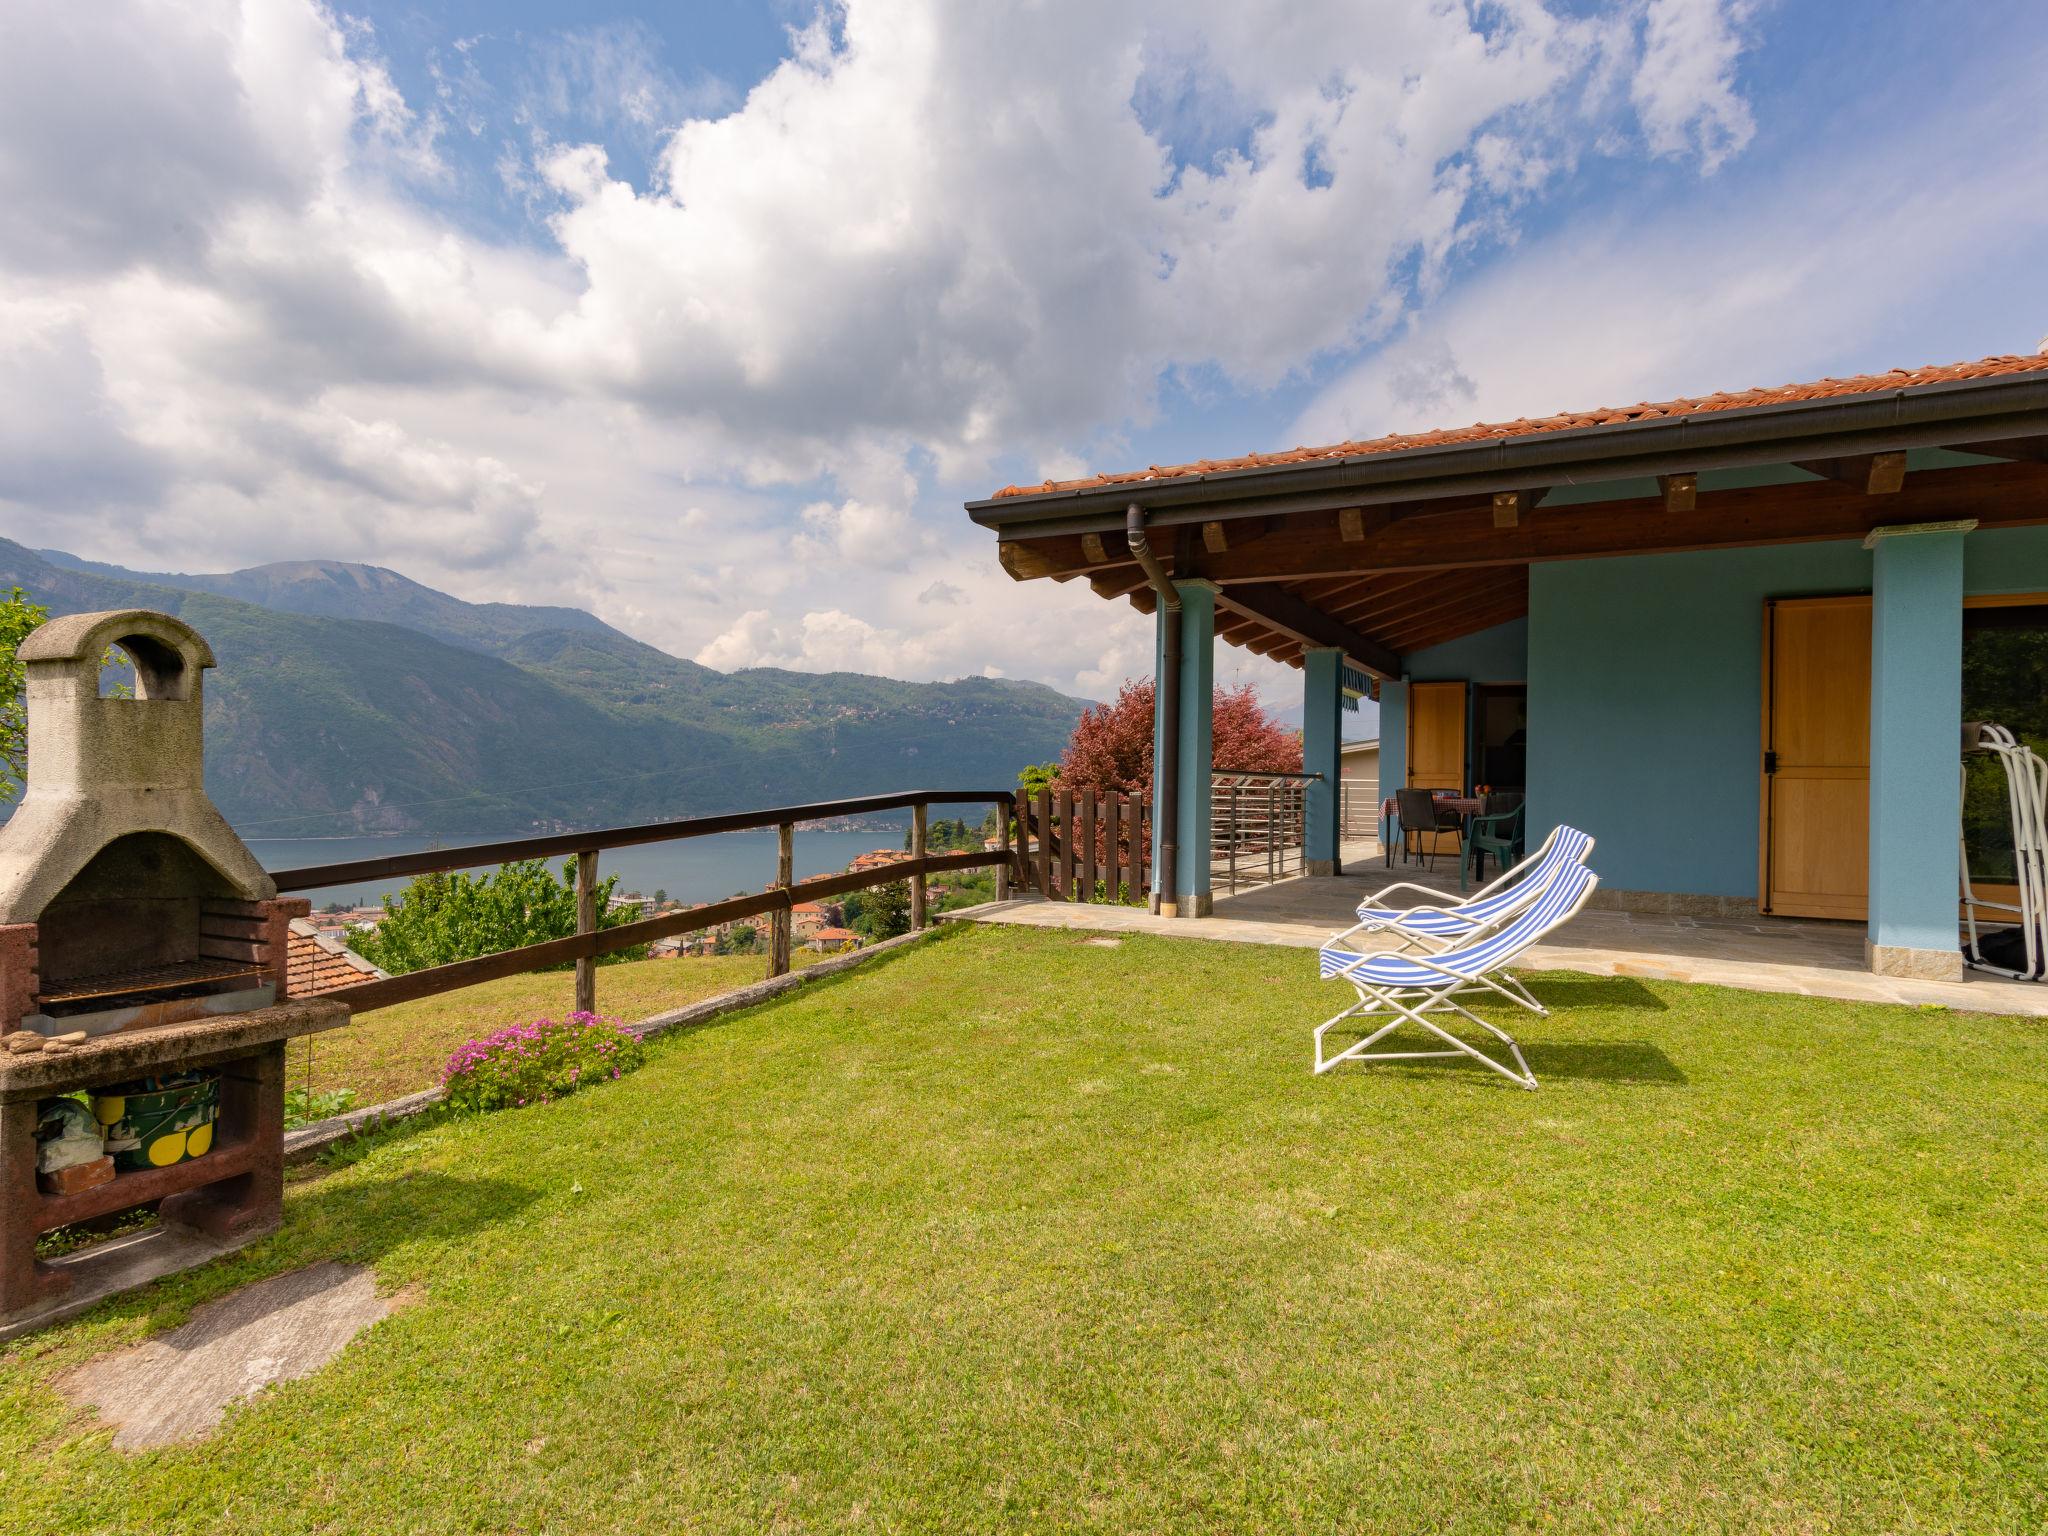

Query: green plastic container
[91,1072,220,1173]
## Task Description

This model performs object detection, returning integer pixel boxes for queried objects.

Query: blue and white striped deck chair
[1338,824,1594,954]
[1313,864,1600,1089]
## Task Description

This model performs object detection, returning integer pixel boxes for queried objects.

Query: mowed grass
[4,923,2046,1533]
[289,949,831,1105]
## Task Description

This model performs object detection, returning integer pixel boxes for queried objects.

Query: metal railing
[1210,771,1316,894]
[268,789,1017,1016]
[1340,779,1381,842]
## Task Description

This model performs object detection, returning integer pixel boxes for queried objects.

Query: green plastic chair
[1461,802,1525,892]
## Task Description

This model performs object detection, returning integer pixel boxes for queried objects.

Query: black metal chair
[1394,788,1460,871]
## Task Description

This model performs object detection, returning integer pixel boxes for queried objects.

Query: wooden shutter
[1407,682,1468,791]
[1760,595,1870,919]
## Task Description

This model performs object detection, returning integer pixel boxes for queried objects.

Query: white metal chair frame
[1961,722,2048,979]
[1335,824,1594,953]
[1313,865,1600,1090]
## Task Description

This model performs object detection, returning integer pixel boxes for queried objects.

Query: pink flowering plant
[439,1011,646,1113]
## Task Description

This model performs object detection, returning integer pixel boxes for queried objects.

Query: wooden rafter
[1213,583,1402,677]
[1088,569,1150,601]
[1327,569,1523,633]
[1792,451,1908,494]
[993,462,2048,585]
[1657,472,1697,512]
[1490,488,1547,528]
[1182,462,2048,582]
[1958,435,2048,463]
[1389,606,1529,655]
[1383,588,1531,652]
[1373,605,1525,656]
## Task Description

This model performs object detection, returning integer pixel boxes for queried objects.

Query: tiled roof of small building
[286,918,387,996]
[990,352,2048,500]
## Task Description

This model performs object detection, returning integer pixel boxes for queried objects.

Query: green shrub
[350,859,647,976]
[283,1086,358,1129]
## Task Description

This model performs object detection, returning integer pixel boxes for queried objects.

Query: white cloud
[1289,109,2048,452]
[0,0,1788,704]
[1630,0,1756,173]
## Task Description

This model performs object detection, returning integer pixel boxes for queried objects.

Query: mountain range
[2,540,1090,836]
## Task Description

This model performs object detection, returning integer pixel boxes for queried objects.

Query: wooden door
[1408,681,1467,791]
[1760,596,1870,919]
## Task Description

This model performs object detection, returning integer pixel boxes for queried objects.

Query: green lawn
[287,949,832,1107]
[5,924,2046,1533]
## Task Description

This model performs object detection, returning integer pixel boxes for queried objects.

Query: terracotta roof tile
[990,352,2048,500]
[286,918,387,997]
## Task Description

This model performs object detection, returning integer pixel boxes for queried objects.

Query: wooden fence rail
[1020,787,1150,902]
[266,790,1018,1018]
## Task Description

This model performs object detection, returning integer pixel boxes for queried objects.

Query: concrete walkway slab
[57,1261,404,1449]
[959,839,2048,1019]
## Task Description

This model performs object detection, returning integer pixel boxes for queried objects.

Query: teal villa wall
[1377,528,2048,901]
[1376,618,1528,808]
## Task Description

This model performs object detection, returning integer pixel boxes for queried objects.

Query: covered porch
[968,354,2048,982]
[957,838,2048,1018]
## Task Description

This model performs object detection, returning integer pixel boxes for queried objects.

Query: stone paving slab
[56,1261,405,1449]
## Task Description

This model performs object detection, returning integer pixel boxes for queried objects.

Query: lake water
[245,827,910,910]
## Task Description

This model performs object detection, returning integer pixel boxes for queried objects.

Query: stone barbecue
[0,610,300,1034]
[0,610,345,1336]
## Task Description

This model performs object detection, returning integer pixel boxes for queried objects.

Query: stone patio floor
[958,839,2048,1019]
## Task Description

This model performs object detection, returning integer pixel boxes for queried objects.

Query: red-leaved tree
[1059,680,1301,791]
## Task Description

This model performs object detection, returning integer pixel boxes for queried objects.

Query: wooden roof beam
[1491,488,1550,529]
[1088,569,1150,601]
[1201,515,1273,554]
[1384,592,1532,653]
[1214,583,1401,678]
[1793,451,1908,495]
[1657,472,1696,512]
[1194,462,2048,581]
[1958,435,2048,463]
[1337,506,1397,543]
[1379,577,1530,637]
[999,539,1070,581]
[1327,570,1525,632]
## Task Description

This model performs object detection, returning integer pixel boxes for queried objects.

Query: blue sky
[2,0,2044,733]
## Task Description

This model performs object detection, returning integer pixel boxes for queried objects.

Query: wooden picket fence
[1020,786,1150,903]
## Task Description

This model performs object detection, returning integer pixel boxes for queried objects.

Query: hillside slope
[3,541,1087,834]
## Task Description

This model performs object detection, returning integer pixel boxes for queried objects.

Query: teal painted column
[1302,649,1342,875]
[1149,598,1171,908]
[1174,581,1216,916]
[1867,522,1970,980]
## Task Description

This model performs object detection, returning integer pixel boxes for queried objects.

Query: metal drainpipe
[1126,504,1180,915]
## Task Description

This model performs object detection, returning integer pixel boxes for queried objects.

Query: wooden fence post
[1122,794,1138,901]
[769,821,794,976]
[1105,794,1122,901]
[1036,785,1053,896]
[1138,795,1151,897]
[1057,786,1075,900]
[1079,789,1097,903]
[911,801,928,929]
[574,849,598,1015]
[996,795,1012,901]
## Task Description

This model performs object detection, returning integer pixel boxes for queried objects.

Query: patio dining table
[1380,792,1485,870]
